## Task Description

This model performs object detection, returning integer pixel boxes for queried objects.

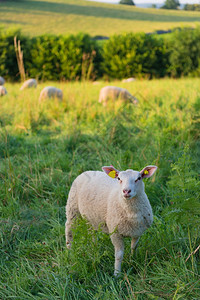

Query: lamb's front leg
[110,233,124,276]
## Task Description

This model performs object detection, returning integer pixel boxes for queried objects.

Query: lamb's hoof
[66,242,71,249]
[131,248,135,255]
[131,248,138,257]
[114,270,120,277]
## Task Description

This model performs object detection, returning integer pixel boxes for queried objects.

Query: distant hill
[0,0,200,37]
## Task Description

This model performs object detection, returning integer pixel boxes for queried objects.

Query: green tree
[167,28,200,77]
[162,0,180,9]
[101,33,168,79]
[119,0,135,5]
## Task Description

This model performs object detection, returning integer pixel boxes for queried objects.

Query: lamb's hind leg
[110,233,124,276]
[65,181,80,249]
[65,219,73,249]
[65,205,79,249]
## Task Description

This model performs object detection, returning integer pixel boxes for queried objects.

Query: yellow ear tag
[144,170,149,175]
[108,170,116,178]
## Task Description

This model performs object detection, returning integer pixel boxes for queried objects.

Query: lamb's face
[102,165,157,200]
[117,170,144,200]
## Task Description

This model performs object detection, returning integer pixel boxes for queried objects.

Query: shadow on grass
[0,19,28,25]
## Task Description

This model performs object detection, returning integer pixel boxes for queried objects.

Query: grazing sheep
[0,86,7,96]
[98,86,138,106]
[122,77,136,83]
[0,76,5,86]
[92,81,100,85]
[65,165,157,276]
[39,86,63,102]
[20,78,37,90]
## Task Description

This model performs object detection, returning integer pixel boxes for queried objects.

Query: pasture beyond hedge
[2,0,200,37]
[1,27,200,81]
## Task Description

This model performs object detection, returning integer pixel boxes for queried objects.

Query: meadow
[0,78,199,299]
[1,0,200,37]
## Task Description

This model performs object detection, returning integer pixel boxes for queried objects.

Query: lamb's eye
[117,177,120,181]
[135,176,141,183]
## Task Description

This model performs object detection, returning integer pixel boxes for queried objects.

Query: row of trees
[1,28,200,81]
[184,4,200,11]
[120,0,198,10]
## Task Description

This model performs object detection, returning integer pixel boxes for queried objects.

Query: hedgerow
[0,30,101,81]
[1,27,200,81]
[101,32,168,79]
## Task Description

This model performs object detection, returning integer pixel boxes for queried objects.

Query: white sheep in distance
[39,86,63,102]
[98,86,138,106]
[65,164,157,276]
[122,77,136,83]
[0,86,7,96]
[20,78,37,90]
[0,76,5,86]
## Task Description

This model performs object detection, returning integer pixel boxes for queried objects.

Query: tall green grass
[1,0,200,37]
[0,78,199,298]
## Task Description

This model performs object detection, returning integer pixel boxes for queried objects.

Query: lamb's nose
[123,189,131,195]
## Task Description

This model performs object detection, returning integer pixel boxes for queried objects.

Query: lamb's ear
[102,165,119,179]
[140,165,157,179]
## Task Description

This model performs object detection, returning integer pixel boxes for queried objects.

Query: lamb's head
[102,165,157,200]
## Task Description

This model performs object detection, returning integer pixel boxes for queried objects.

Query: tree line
[120,0,200,11]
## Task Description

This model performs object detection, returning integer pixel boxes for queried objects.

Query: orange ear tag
[144,170,149,175]
[108,170,116,178]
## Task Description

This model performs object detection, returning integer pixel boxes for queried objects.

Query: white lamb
[0,76,5,86]
[65,164,157,276]
[0,86,7,96]
[39,86,63,102]
[20,78,37,90]
[98,86,138,106]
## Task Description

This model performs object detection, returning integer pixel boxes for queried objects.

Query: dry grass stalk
[14,36,26,82]
[185,244,200,262]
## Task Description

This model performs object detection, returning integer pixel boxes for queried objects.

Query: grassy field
[1,0,200,37]
[0,78,199,299]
